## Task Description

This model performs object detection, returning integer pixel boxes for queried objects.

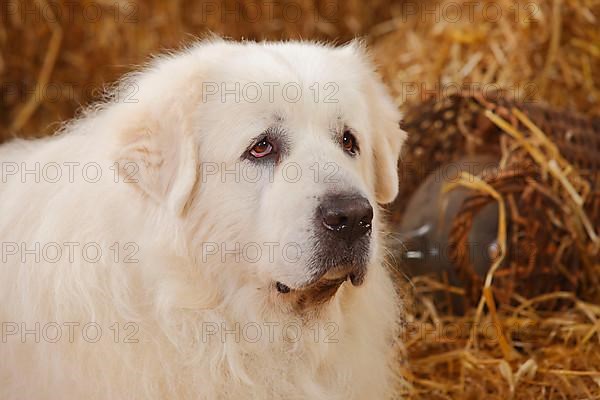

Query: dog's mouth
[275,266,366,298]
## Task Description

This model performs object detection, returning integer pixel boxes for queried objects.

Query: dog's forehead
[203,42,365,93]
[195,42,374,157]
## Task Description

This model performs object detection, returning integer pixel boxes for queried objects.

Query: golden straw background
[1,0,599,398]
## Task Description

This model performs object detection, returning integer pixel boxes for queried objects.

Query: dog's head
[117,40,406,306]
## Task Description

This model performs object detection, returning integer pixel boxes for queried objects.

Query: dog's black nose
[319,194,373,243]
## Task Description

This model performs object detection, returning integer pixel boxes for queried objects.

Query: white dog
[0,39,406,399]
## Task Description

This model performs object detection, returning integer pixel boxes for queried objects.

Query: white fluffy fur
[0,40,406,399]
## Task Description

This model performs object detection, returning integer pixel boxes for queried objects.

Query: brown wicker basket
[390,93,600,309]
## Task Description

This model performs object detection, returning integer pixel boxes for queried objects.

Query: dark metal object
[392,156,499,312]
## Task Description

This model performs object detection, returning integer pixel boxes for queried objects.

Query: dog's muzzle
[276,192,373,295]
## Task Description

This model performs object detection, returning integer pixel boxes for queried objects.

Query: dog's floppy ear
[369,80,406,204]
[116,110,198,217]
[346,40,406,204]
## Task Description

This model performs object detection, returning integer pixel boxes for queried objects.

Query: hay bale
[371,0,600,117]
[0,0,402,142]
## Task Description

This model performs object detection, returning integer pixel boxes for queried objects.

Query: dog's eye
[342,130,359,155]
[250,139,274,158]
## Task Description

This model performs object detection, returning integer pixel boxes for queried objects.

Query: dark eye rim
[249,138,274,158]
[243,127,285,163]
[246,136,277,160]
[342,128,360,156]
